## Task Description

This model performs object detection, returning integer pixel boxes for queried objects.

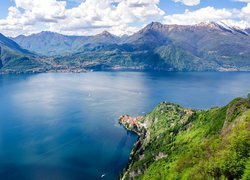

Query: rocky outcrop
[119,115,144,135]
[119,98,250,180]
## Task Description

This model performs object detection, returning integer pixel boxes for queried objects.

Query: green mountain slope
[54,23,248,71]
[10,22,250,72]
[0,33,50,73]
[0,33,32,55]
[0,33,31,68]
[154,44,218,71]
[163,22,250,70]
[124,22,250,71]
[53,44,200,71]
[13,31,120,56]
[0,33,33,64]
[120,96,250,179]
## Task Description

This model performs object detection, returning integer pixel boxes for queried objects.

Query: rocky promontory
[119,99,250,180]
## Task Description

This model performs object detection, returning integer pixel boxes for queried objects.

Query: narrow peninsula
[119,97,250,180]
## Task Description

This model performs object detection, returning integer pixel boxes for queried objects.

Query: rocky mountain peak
[195,21,222,29]
[137,22,165,35]
[144,22,164,30]
[194,21,249,35]
[97,31,114,37]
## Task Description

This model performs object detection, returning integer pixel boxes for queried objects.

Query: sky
[0,0,250,37]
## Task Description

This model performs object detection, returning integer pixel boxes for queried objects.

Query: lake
[0,71,250,180]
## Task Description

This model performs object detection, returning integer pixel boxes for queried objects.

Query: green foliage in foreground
[122,97,250,180]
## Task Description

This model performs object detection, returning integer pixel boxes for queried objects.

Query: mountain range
[12,30,121,56]
[1,21,250,73]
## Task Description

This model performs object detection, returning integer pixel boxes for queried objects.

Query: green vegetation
[121,97,250,180]
[7,22,250,73]
[247,93,250,100]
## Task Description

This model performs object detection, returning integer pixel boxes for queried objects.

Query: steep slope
[120,96,250,179]
[0,33,45,73]
[165,22,250,69]
[245,28,250,34]
[125,22,250,71]
[0,33,31,55]
[154,44,217,71]
[124,22,171,50]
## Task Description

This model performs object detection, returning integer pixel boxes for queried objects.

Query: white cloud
[164,6,232,25]
[240,3,250,23]
[0,0,67,36]
[55,0,164,35]
[0,0,165,36]
[173,0,200,6]
[1,0,250,36]
[220,19,249,29]
[163,5,250,29]
[234,0,250,2]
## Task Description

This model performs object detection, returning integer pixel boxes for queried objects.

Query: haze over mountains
[1,22,250,73]
[13,31,121,56]
[0,33,45,72]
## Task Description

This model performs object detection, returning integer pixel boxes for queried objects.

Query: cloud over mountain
[0,0,250,36]
[0,0,164,36]
[164,4,250,29]
[164,6,233,25]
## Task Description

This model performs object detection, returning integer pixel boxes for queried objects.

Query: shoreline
[117,98,250,179]
[118,115,148,180]
[118,104,195,179]
[1,67,250,75]
[0,68,89,74]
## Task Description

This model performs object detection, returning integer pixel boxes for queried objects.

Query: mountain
[124,21,250,70]
[0,33,31,55]
[245,28,250,34]
[124,22,171,49]
[9,21,250,72]
[161,22,250,70]
[67,22,250,71]
[13,31,82,56]
[119,96,250,179]
[13,31,120,56]
[87,31,120,44]
[0,33,46,73]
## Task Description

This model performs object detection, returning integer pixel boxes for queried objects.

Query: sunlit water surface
[0,71,250,179]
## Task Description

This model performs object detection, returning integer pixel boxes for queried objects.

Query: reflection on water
[0,71,250,179]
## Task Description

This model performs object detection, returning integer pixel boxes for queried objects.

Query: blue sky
[0,0,249,36]
[0,0,13,19]
[0,0,246,18]
[50,0,247,12]
[160,0,245,14]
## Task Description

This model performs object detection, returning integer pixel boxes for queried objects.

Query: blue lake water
[0,71,250,180]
